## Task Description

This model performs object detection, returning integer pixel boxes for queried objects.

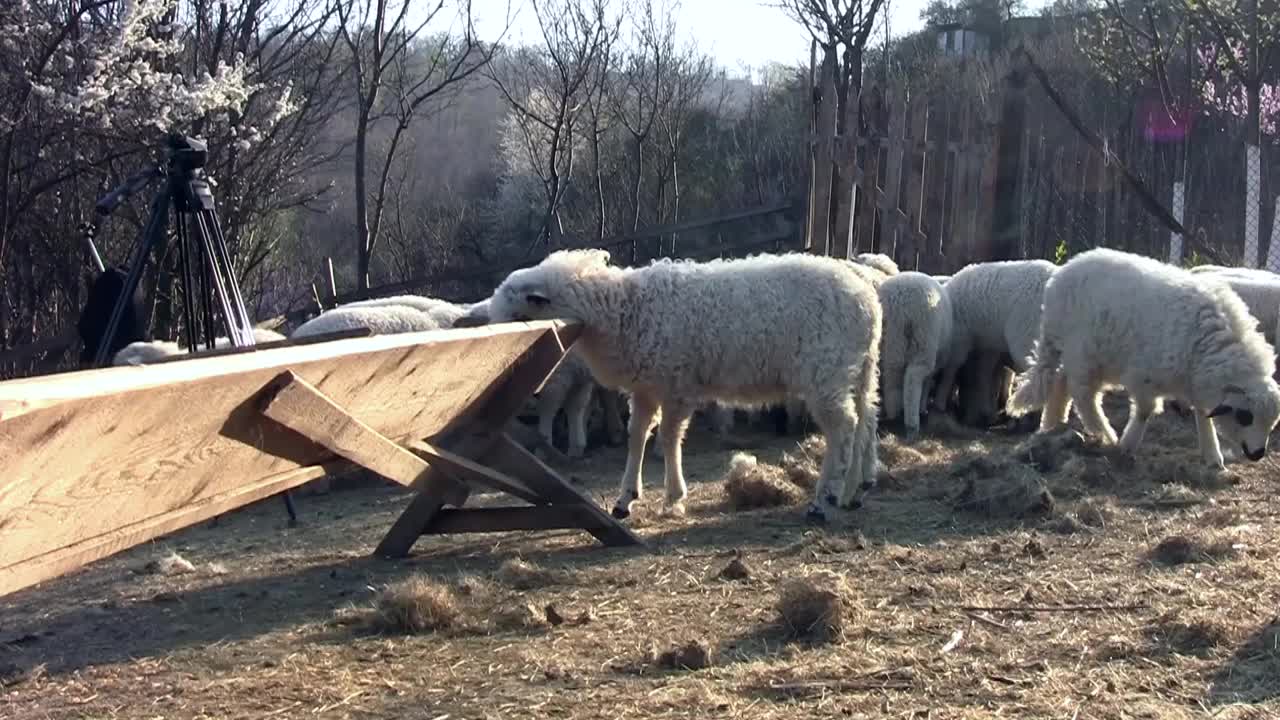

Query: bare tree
[610,0,677,246]
[336,0,500,291]
[778,0,888,250]
[653,45,716,252]
[489,0,618,251]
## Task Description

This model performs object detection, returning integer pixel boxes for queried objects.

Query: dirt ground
[2,401,1279,720]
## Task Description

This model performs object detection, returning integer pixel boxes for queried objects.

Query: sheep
[340,294,473,329]
[1007,248,1280,469]
[1188,265,1279,280]
[291,304,454,339]
[113,327,288,366]
[853,252,900,277]
[932,275,951,285]
[463,249,883,522]
[1190,271,1280,345]
[78,267,147,366]
[932,259,1056,424]
[877,272,953,435]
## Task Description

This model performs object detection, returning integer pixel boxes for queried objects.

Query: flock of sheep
[112,246,1280,525]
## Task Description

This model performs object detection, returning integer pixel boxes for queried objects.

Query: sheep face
[485,249,612,324]
[1206,381,1280,461]
[453,298,492,328]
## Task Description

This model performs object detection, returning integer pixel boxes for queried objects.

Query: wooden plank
[426,506,605,534]
[0,320,576,590]
[879,87,907,260]
[375,324,584,556]
[143,328,372,365]
[405,439,542,504]
[486,433,643,548]
[0,462,335,598]
[807,45,837,256]
[257,369,467,502]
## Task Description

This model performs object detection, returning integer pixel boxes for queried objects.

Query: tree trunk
[591,115,606,241]
[354,107,372,292]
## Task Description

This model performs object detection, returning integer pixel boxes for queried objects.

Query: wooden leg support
[255,368,641,558]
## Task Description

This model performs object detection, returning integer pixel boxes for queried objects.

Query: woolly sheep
[340,294,472,329]
[933,259,1056,419]
[113,327,287,366]
[291,304,453,339]
[853,252,900,277]
[464,249,883,521]
[1008,248,1280,469]
[1191,270,1280,345]
[78,267,146,366]
[877,271,953,434]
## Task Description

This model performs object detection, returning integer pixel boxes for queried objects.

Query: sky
[464,0,937,76]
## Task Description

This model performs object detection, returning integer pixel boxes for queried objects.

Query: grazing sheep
[113,327,287,366]
[933,259,1056,422]
[877,272,953,434]
[1008,248,1280,469]
[340,294,472,329]
[464,249,883,521]
[291,304,453,339]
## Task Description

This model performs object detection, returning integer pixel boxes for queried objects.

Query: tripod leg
[92,192,170,366]
[282,491,299,527]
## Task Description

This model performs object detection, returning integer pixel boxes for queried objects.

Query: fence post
[1168,182,1186,265]
[1266,195,1280,271]
[807,44,837,257]
[990,50,1027,261]
[1245,144,1261,267]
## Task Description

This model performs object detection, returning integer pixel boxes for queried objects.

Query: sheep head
[452,298,492,328]
[1206,379,1280,462]
[485,249,613,324]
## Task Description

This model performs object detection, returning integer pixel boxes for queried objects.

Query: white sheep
[853,252,900,277]
[340,294,472,329]
[291,304,454,339]
[1190,271,1280,345]
[533,350,598,458]
[1008,248,1280,469]
[877,272,953,434]
[464,249,883,522]
[932,259,1056,419]
[113,327,287,366]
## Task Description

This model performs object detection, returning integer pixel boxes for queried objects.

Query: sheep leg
[562,380,595,458]
[1040,372,1072,431]
[902,363,930,436]
[809,395,859,521]
[1194,412,1227,471]
[1069,378,1117,444]
[658,401,695,515]
[612,392,661,519]
[601,390,627,446]
[784,396,807,435]
[708,402,734,437]
[881,364,903,425]
[535,381,570,453]
[932,363,959,414]
[1118,394,1157,454]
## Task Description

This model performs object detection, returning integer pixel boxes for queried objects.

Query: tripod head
[166,133,208,176]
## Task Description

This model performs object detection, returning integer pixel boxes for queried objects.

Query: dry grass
[723,452,807,509]
[3,405,1280,718]
[365,575,461,634]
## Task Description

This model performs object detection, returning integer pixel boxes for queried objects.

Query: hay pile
[647,639,714,670]
[495,557,569,590]
[723,453,808,509]
[367,576,461,634]
[776,569,852,642]
[948,455,1055,519]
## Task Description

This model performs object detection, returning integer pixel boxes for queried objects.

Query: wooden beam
[257,370,466,504]
[0,320,577,595]
[426,506,605,534]
[0,462,335,598]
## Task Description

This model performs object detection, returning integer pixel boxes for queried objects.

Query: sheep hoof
[663,501,687,518]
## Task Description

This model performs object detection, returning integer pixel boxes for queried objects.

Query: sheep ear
[1207,404,1233,419]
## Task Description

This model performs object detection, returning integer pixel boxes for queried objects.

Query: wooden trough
[0,320,640,599]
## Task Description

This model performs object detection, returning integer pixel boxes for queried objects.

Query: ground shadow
[1206,617,1280,706]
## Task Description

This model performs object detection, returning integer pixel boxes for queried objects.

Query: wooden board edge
[0,462,341,600]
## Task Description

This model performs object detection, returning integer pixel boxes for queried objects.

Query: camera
[167,132,208,173]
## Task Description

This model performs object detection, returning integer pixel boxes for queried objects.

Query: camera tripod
[86,132,298,526]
